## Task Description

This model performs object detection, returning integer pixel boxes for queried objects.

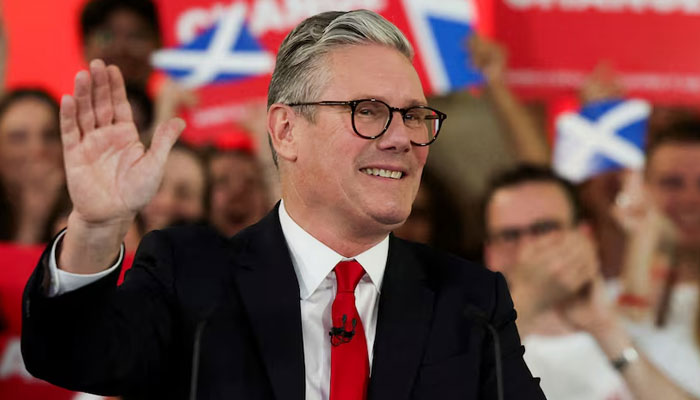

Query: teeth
[362,168,403,179]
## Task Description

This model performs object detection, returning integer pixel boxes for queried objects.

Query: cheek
[210,189,226,209]
[415,147,429,166]
[484,246,514,272]
[83,42,103,60]
[145,190,169,212]
[651,191,677,214]
[0,140,26,164]
[47,143,63,164]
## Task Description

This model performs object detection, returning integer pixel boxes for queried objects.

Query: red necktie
[330,260,369,400]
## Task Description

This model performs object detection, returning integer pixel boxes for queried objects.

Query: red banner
[0,243,132,399]
[152,0,484,144]
[493,0,700,104]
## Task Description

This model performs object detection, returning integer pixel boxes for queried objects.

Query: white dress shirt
[278,201,387,400]
[48,201,388,400]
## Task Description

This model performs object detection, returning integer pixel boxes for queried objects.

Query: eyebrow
[353,95,428,108]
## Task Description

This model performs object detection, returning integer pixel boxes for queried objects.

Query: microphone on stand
[464,304,504,400]
[190,304,218,400]
[189,317,208,400]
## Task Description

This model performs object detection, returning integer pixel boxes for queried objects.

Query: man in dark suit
[21,10,546,400]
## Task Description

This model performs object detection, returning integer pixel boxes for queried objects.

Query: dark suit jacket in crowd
[21,205,546,399]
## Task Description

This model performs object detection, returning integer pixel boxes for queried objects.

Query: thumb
[150,117,186,163]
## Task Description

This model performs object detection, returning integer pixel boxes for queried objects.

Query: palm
[61,61,183,224]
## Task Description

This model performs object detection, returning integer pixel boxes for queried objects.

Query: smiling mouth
[361,168,403,180]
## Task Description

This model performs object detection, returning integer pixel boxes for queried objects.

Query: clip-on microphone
[329,314,356,346]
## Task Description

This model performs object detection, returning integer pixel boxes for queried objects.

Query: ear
[267,104,299,163]
[483,244,501,273]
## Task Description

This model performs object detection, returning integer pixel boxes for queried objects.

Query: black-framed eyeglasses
[488,219,572,246]
[287,98,447,146]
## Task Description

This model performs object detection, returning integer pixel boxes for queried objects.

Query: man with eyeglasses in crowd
[21,10,545,400]
[481,163,700,400]
[483,164,632,400]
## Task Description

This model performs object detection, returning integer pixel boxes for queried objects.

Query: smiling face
[280,44,429,250]
[0,97,62,188]
[646,142,700,246]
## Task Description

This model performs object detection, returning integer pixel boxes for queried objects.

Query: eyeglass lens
[491,219,566,245]
[353,100,440,145]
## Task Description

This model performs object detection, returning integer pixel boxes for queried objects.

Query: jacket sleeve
[21,230,178,396]
[479,272,547,400]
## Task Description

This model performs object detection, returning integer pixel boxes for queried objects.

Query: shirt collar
[278,201,388,300]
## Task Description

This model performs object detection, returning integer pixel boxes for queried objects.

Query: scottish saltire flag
[554,99,651,183]
[151,3,274,88]
[402,0,482,94]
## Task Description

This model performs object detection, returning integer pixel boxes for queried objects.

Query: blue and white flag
[151,3,274,89]
[554,99,651,183]
[402,0,483,94]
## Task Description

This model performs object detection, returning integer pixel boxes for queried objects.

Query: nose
[28,135,49,160]
[375,111,412,153]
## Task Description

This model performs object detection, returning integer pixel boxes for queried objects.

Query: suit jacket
[21,206,546,399]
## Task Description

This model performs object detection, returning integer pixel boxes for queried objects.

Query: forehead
[647,142,700,177]
[102,8,151,29]
[210,153,256,173]
[320,44,426,105]
[487,181,573,229]
[0,98,55,127]
[165,149,205,182]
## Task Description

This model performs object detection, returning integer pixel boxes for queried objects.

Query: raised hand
[62,59,184,224]
[579,62,624,105]
[58,60,184,273]
[468,35,507,86]
[557,276,614,335]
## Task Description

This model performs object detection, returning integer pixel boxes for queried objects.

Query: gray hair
[266,10,414,164]
[268,10,413,111]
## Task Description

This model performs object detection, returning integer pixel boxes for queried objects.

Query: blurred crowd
[1,0,699,399]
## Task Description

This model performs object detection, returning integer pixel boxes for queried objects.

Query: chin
[370,208,411,230]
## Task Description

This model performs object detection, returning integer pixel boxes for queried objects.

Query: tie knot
[334,260,365,293]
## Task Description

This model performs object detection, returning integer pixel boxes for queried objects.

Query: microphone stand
[464,304,504,400]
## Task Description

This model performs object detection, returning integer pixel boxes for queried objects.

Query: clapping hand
[512,230,599,314]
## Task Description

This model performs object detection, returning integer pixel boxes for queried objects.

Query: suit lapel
[368,236,435,400]
[229,206,305,400]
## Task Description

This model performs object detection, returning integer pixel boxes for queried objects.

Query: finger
[560,256,593,287]
[558,248,598,290]
[74,70,96,134]
[107,65,133,123]
[90,59,114,127]
[149,118,186,164]
[60,95,81,152]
